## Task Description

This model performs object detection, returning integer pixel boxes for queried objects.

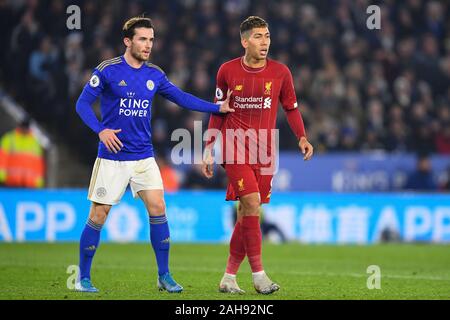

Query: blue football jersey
[81,55,219,161]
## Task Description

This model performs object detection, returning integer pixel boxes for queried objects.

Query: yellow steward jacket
[0,128,45,188]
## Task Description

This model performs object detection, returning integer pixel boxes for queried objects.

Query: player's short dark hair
[122,16,154,39]
[240,16,268,38]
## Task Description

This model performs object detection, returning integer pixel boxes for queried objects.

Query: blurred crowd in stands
[0,0,449,164]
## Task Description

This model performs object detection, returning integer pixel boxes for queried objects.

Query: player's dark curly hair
[122,15,154,39]
[240,16,268,38]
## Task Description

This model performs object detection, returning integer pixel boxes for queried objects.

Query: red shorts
[224,164,273,204]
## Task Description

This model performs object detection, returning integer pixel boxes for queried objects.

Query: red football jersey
[206,57,305,167]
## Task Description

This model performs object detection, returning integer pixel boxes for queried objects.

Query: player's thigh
[88,158,131,205]
[257,173,273,204]
[130,157,164,201]
[138,189,166,216]
[225,163,260,199]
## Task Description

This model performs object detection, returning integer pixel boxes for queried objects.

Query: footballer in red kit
[203,16,314,294]
[210,56,303,204]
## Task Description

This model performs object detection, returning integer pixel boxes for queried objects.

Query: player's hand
[202,149,215,178]
[99,128,123,154]
[218,89,235,113]
[299,136,314,161]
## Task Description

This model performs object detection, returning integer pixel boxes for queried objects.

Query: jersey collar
[240,57,268,73]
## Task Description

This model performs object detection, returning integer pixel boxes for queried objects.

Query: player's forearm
[285,108,306,140]
[75,90,105,134]
[204,113,225,150]
[163,86,220,113]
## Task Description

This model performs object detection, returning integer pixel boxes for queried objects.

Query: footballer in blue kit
[74,16,233,293]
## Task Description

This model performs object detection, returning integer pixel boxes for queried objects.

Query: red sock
[241,216,263,273]
[225,221,246,275]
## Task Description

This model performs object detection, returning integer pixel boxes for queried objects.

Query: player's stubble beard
[130,44,150,62]
[244,43,269,65]
[245,49,267,65]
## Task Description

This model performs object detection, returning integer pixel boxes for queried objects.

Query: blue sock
[79,218,102,280]
[149,215,170,276]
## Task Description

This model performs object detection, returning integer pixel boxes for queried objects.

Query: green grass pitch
[0,243,449,300]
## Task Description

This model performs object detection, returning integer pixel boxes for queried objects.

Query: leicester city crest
[96,187,107,198]
[146,80,155,91]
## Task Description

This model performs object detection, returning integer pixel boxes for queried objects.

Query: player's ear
[241,37,248,49]
[123,37,132,48]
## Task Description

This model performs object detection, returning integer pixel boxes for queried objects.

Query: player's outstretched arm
[158,74,234,114]
[218,89,234,113]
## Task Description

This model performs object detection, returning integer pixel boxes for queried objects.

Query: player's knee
[148,198,166,215]
[240,196,261,216]
[90,203,110,224]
